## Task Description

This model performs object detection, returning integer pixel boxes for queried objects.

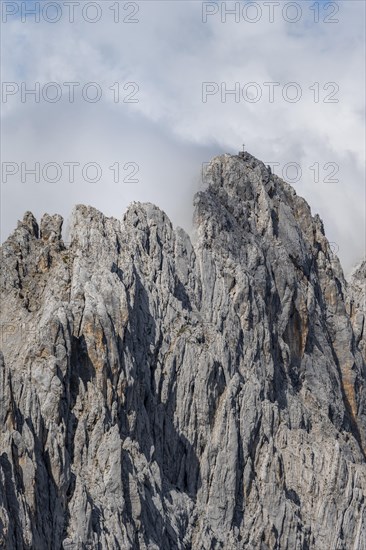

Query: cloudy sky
[1,0,365,275]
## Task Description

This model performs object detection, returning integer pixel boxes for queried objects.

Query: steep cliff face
[0,152,365,550]
[348,261,366,362]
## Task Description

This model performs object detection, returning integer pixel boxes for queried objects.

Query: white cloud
[1,0,365,274]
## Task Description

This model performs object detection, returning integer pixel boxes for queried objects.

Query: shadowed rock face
[0,152,365,549]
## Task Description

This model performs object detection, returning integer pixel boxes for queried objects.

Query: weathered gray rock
[348,260,366,362]
[0,152,365,549]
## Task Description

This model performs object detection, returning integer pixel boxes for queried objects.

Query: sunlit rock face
[0,152,365,550]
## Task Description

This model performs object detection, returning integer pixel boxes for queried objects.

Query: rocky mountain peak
[0,152,365,549]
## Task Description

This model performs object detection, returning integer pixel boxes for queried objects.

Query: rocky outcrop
[348,261,366,362]
[0,152,365,549]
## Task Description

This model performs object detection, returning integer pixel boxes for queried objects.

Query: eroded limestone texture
[0,153,365,549]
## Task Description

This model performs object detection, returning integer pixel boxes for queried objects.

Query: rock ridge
[0,152,365,549]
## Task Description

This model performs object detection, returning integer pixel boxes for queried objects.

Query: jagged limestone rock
[348,261,366,362]
[0,153,365,549]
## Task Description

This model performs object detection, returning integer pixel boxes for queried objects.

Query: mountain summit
[0,152,365,549]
